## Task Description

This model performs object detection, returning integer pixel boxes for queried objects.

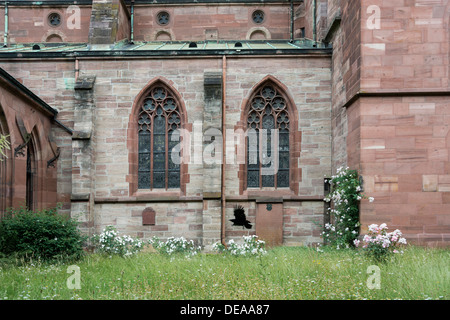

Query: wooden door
[256,202,283,247]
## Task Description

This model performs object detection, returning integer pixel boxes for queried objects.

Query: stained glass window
[138,86,181,189]
[247,85,290,189]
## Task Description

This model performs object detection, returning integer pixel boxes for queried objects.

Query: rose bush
[354,223,407,262]
[322,167,374,249]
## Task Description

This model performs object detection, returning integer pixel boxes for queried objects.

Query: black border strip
[2,0,299,6]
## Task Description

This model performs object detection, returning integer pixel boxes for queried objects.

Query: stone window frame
[0,106,11,216]
[156,10,171,26]
[251,9,266,24]
[41,29,67,43]
[246,84,290,189]
[237,75,301,196]
[127,77,190,197]
[47,12,62,28]
[246,27,271,40]
[26,134,37,211]
[137,86,182,190]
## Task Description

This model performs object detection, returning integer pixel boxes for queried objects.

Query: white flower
[368,197,374,203]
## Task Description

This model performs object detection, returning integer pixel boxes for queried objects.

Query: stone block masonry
[78,54,331,245]
[71,75,96,236]
[2,0,447,247]
[0,47,332,246]
[202,71,223,246]
[356,95,450,246]
[325,0,450,247]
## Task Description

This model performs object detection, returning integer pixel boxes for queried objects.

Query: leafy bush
[91,226,144,257]
[0,206,86,262]
[213,235,267,257]
[149,236,201,257]
[354,223,407,262]
[323,167,374,249]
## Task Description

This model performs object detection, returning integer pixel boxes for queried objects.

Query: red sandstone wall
[116,0,131,42]
[354,0,450,246]
[357,95,450,246]
[1,61,76,215]
[132,4,291,41]
[360,0,449,92]
[327,0,450,246]
[0,5,91,44]
[327,0,361,170]
[0,77,63,211]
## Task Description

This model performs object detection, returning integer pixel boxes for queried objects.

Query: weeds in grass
[0,246,447,300]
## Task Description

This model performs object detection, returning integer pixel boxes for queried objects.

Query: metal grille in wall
[247,85,290,188]
[138,86,181,189]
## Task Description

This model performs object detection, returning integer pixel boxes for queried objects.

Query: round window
[252,10,265,24]
[48,12,62,27]
[157,11,170,26]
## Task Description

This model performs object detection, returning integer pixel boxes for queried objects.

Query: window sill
[95,190,202,203]
[246,188,293,197]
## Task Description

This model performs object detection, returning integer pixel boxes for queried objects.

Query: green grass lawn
[0,246,448,300]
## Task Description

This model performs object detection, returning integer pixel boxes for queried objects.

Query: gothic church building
[0,0,449,247]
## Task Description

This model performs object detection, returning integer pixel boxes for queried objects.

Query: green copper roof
[0,40,330,58]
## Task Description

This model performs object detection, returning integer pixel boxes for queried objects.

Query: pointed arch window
[138,85,181,190]
[26,139,36,210]
[247,84,290,189]
[0,109,10,216]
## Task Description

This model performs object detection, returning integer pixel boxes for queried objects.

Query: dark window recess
[48,13,61,27]
[300,27,306,38]
[138,86,181,190]
[157,11,170,26]
[26,142,36,210]
[247,85,290,189]
[252,10,265,24]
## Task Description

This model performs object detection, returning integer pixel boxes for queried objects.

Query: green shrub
[0,206,86,262]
